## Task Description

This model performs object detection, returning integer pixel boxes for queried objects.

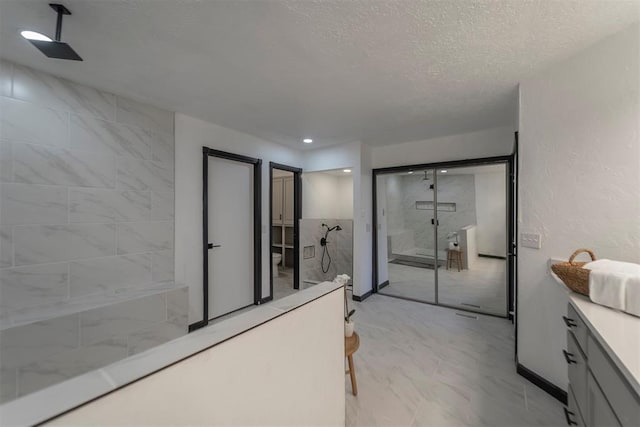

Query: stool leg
[347,355,358,396]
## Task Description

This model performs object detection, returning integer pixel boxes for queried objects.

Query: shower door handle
[431,219,439,226]
[208,243,221,249]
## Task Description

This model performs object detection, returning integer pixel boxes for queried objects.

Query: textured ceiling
[0,1,638,149]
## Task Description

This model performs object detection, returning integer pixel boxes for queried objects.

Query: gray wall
[0,60,175,312]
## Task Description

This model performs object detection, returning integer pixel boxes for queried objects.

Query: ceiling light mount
[303,138,313,144]
[22,3,82,61]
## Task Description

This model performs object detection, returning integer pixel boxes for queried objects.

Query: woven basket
[551,249,596,296]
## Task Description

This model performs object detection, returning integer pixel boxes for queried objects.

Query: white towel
[625,275,640,317]
[585,259,640,315]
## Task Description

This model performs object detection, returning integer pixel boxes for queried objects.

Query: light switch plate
[521,232,542,249]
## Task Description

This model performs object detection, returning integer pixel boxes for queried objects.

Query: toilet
[272,253,282,278]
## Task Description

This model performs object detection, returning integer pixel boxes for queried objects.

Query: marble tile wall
[385,173,477,255]
[0,60,175,313]
[0,60,184,403]
[300,219,353,284]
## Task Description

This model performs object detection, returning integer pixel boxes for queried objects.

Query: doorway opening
[373,156,515,318]
[300,168,354,289]
[193,147,261,331]
[269,162,302,301]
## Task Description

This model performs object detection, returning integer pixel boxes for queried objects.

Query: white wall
[174,113,302,323]
[336,175,354,219]
[518,24,640,389]
[474,172,507,257]
[371,126,515,169]
[301,172,353,219]
[45,288,345,426]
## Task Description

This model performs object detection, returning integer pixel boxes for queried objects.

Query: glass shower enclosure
[375,162,509,317]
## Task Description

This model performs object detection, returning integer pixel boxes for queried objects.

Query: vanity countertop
[569,293,640,396]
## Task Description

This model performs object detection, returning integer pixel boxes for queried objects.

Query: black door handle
[563,350,577,364]
[208,243,221,249]
[563,407,578,425]
[563,316,577,328]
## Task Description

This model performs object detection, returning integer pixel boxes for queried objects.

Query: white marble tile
[0,60,12,97]
[117,221,173,254]
[0,367,17,404]
[70,114,152,159]
[13,223,116,266]
[0,263,69,312]
[127,321,185,356]
[117,157,173,192]
[13,143,117,188]
[69,188,150,222]
[0,226,13,268]
[345,295,563,427]
[69,254,152,298]
[0,97,68,148]
[152,250,174,283]
[151,131,174,165]
[115,96,174,134]
[12,64,116,121]
[0,183,67,225]
[166,286,187,322]
[0,314,79,370]
[150,190,174,220]
[18,337,127,397]
[0,142,13,182]
[80,293,167,346]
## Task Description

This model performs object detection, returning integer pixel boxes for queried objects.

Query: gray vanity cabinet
[564,302,640,427]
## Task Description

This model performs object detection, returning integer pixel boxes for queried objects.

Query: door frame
[267,162,303,300]
[192,147,262,331]
[371,154,516,319]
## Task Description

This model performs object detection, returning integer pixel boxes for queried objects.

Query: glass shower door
[435,165,508,316]
[375,169,437,303]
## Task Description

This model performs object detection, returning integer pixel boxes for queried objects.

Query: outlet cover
[521,232,542,249]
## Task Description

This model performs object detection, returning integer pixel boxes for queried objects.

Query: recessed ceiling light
[21,30,52,42]
[441,170,448,173]
[343,169,351,173]
[407,171,414,174]
[303,138,313,144]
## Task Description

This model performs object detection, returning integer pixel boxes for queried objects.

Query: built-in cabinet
[564,301,640,427]
[273,176,294,267]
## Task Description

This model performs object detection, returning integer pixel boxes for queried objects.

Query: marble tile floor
[273,267,298,301]
[346,294,563,426]
[380,257,507,316]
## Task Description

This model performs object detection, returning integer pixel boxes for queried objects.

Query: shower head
[422,171,430,181]
[22,4,83,61]
[336,225,343,231]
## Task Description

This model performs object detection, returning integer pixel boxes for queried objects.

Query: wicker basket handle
[568,248,596,265]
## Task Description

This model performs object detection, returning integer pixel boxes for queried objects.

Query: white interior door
[207,156,254,319]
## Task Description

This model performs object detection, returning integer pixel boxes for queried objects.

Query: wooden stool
[446,248,463,272]
[345,332,360,396]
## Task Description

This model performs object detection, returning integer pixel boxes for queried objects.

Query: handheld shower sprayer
[320,223,342,273]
